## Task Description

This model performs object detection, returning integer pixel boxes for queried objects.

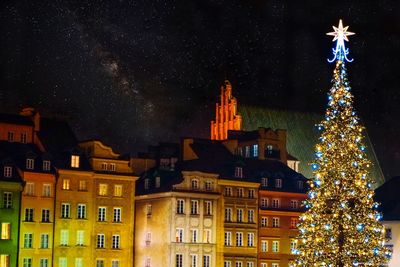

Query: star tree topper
[326,19,355,63]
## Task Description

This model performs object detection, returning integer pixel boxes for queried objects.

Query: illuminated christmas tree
[292,20,391,267]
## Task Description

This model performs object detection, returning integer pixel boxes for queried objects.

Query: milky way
[0,0,399,176]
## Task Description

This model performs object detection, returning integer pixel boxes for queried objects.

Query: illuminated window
[275,179,282,188]
[261,217,268,227]
[114,185,122,197]
[205,201,212,215]
[248,189,255,198]
[237,209,243,222]
[0,255,9,267]
[78,180,87,191]
[176,228,183,243]
[176,254,183,267]
[145,232,151,246]
[261,264,267,267]
[290,200,299,209]
[205,180,212,191]
[97,234,105,248]
[290,218,299,229]
[25,183,35,196]
[190,229,198,243]
[60,229,69,246]
[23,258,32,267]
[248,209,254,223]
[190,200,199,215]
[191,179,199,190]
[101,162,108,170]
[61,203,71,218]
[113,208,121,222]
[253,144,258,157]
[203,255,211,267]
[290,239,298,254]
[272,217,280,228]
[3,192,12,208]
[40,234,49,248]
[41,209,50,222]
[234,167,243,178]
[236,232,243,246]
[24,233,33,248]
[272,264,279,267]
[272,241,279,252]
[99,184,108,196]
[236,261,243,267]
[98,207,106,221]
[224,208,232,222]
[204,229,211,243]
[261,240,268,252]
[59,257,67,267]
[224,187,232,196]
[155,177,160,188]
[76,230,84,246]
[71,155,80,168]
[146,204,152,216]
[62,179,70,190]
[77,204,86,219]
[25,208,34,221]
[112,235,120,249]
[245,146,250,157]
[7,132,14,142]
[108,163,116,172]
[43,161,51,171]
[3,166,12,178]
[247,262,254,267]
[224,261,231,267]
[190,254,197,267]
[224,232,232,246]
[21,132,27,143]
[75,258,83,267]
[1,223,10,239]
[177,199,185,214]
[261,198,268,208]
[247,233,254,247]
[272,199,280,208]
[237,188,244,198]
[26,159,34,170]
[96,260,104,267]
[42,184,51,197]
[112,260,120,267]
[261,178,268,187]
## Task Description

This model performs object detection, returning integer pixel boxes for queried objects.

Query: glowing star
[326,19,355,63]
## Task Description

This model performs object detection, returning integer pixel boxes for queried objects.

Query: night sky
[0,1,399,178]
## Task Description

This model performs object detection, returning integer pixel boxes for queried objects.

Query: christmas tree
[292,20,391,267]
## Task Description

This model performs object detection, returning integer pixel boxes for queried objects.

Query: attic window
[144,179,150,190]
[191,179,199,190]
[26,159,34,170]
[234,167,243,178]
[71,155,80,168]
[43,160,51,171]
[275,178,282,188]
[297,181,304,190]
[261,178,268,187]
[155,177,160,188]
[21,132,27,143]
[7,132,14,142]
[3,166,12,178]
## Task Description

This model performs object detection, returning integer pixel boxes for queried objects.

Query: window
[155,176,160,188]
[145,258,150,267]
[97,234,105,248]
[272,241,279,252]
[176,254,183,267]
[236,261,243,267]
[247,233,254,247]
[112,261,120,267]
[205,181,212,191]
[40,258,48,267]
[385,228,392,240]
[76,230,84,246]
[234,167,243,178]
[204,229,211,243]
[177,199,185,214]
[191,229,198,243]
[77,204,86,219]
[25,182,35,196]
[191,179,199,190]
[261,240,268,252]
[75,258,83,267]
[21,132,27,143]
[145,232,151,246]
[144,179,150,190]
[261,178,268,187]
[42,184,51,197]
[261,198,268,208]
[24,233,33,248]
[1,223,10,239]
[190,200,199,215]
[43,160,51,171]
[176,228,183,243]
[290,218,299,229]
[261,264,267,267]
[23,258,32,267]
[101,163,107,170]
[290,200,299,209]
[245,146,250,157]
[7,132,14,142]
[205,201,212,215]
[224,187,232,196]
[266,145,273,154]
[272,199,280,208]
[113,208,121,222]
[25,208,34,221]
[59,258,67,267]
[224,261,231,267]
[60,229,69,246]
[248,210,254,223]
[237,188,244,198]
[236,232,243,246]
[272,264,279,267]
[224,232,232,246]
[41,209,50,222]
[248,189,255,198]
[261,217,268,227]
[290,239,297,254]
[112,235,120,249]
[99,184,108,196]
[272,217,280,228]
[203,255,211,267]
[62,179,70,190]
[98,207,106,221]
[247,262,254,267]
[3,166,12,178]
[190,254,197,267]
[225,208,232,222]
[146,204,152,216]
[275,179,282,188]
[3,192,12,208]
[237,209,243,222]
[96,260,104,267]
[78,180,87,191]
[297,180,304,189]
[253,144,258,157]
[26,158,34,169]
[71,155,80,168]
[108,163,116,171]
[61,203,71,218]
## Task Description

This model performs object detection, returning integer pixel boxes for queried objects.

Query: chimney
[20,107,40,131]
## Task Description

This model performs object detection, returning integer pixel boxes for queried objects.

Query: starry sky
[0,1,399,178]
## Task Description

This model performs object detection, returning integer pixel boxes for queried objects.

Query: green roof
[239,105,385,187]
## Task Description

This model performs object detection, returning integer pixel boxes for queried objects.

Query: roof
[239,105,385,186]
[375,176,400,221]
[0,113,34,126]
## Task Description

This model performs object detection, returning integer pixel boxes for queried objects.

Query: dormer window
[297,180,304,190]
[234,167,243,178]
[261,178,268,187]
[275,178,282,188]
[4,166,12,178]
[71,155,80,168]
[160,158,170,170]
[43,160,51,171]
[155,177,160,188]
[253,144,259,157]
[191,179,199,190]
[144,179,150,190]
[26,159,34,170]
